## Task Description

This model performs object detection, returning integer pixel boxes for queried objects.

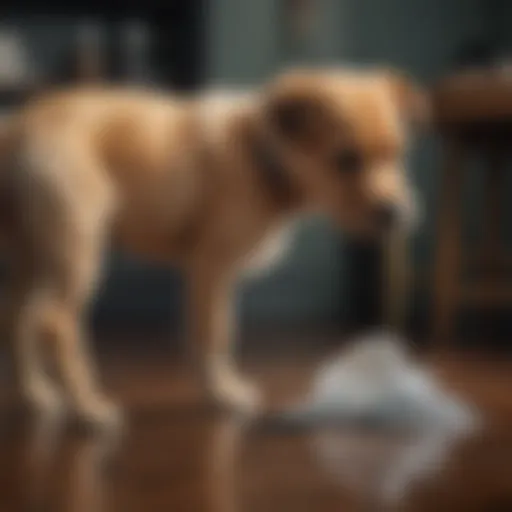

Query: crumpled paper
[272,331,480,432]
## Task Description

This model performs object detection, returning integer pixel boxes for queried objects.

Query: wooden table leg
[476,146,506,341]
[481,147,506,273]
[433,138,464,346]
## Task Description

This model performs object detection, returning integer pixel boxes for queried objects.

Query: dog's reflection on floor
[311,426,471,509]
[14,415,120,512]
[7,417,244,512]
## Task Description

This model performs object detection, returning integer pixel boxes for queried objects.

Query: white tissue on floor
[281,331,480,432]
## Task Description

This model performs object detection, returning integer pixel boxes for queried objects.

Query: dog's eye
[333,148,363,174]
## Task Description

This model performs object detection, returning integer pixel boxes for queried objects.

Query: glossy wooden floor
[0,343,512,512]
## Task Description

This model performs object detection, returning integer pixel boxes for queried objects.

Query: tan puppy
[0,68,427,426]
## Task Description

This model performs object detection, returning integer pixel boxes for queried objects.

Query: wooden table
[432,69,512,343]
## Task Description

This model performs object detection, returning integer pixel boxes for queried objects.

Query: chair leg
[479,147,506,340]
[433,139,464,347]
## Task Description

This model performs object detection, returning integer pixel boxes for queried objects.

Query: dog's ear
[385,71,430,129]
[265,89,331,149]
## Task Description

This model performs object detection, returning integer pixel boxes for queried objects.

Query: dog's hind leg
[8,254,64,416]
[12,145,120,428]
[9,216,118,428]
[38,210,121,428]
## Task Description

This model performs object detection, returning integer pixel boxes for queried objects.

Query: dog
[0,67,427,427]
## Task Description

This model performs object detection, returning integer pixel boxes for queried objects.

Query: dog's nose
[375,203,399,230]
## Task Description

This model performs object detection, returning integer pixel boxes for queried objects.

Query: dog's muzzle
[374,194,421,234]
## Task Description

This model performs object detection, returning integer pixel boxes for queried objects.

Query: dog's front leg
[187,258,261,413]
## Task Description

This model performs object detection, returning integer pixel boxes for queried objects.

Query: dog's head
[261,68,428,235]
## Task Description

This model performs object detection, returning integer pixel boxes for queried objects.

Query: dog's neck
[250,135,298,210]
[245,118,303,213]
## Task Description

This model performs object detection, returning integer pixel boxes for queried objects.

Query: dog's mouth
[332,194,420,239]
[346,206,417,240]
[374,194,421,236]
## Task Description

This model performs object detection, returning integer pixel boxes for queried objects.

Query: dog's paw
[23,380,65,418]
[208,373,262,414]
[73,397,124,431]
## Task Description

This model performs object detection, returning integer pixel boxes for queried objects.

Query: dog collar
[250,134,300,210]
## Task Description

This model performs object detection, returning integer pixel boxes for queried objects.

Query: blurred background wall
[0,0,507,339]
